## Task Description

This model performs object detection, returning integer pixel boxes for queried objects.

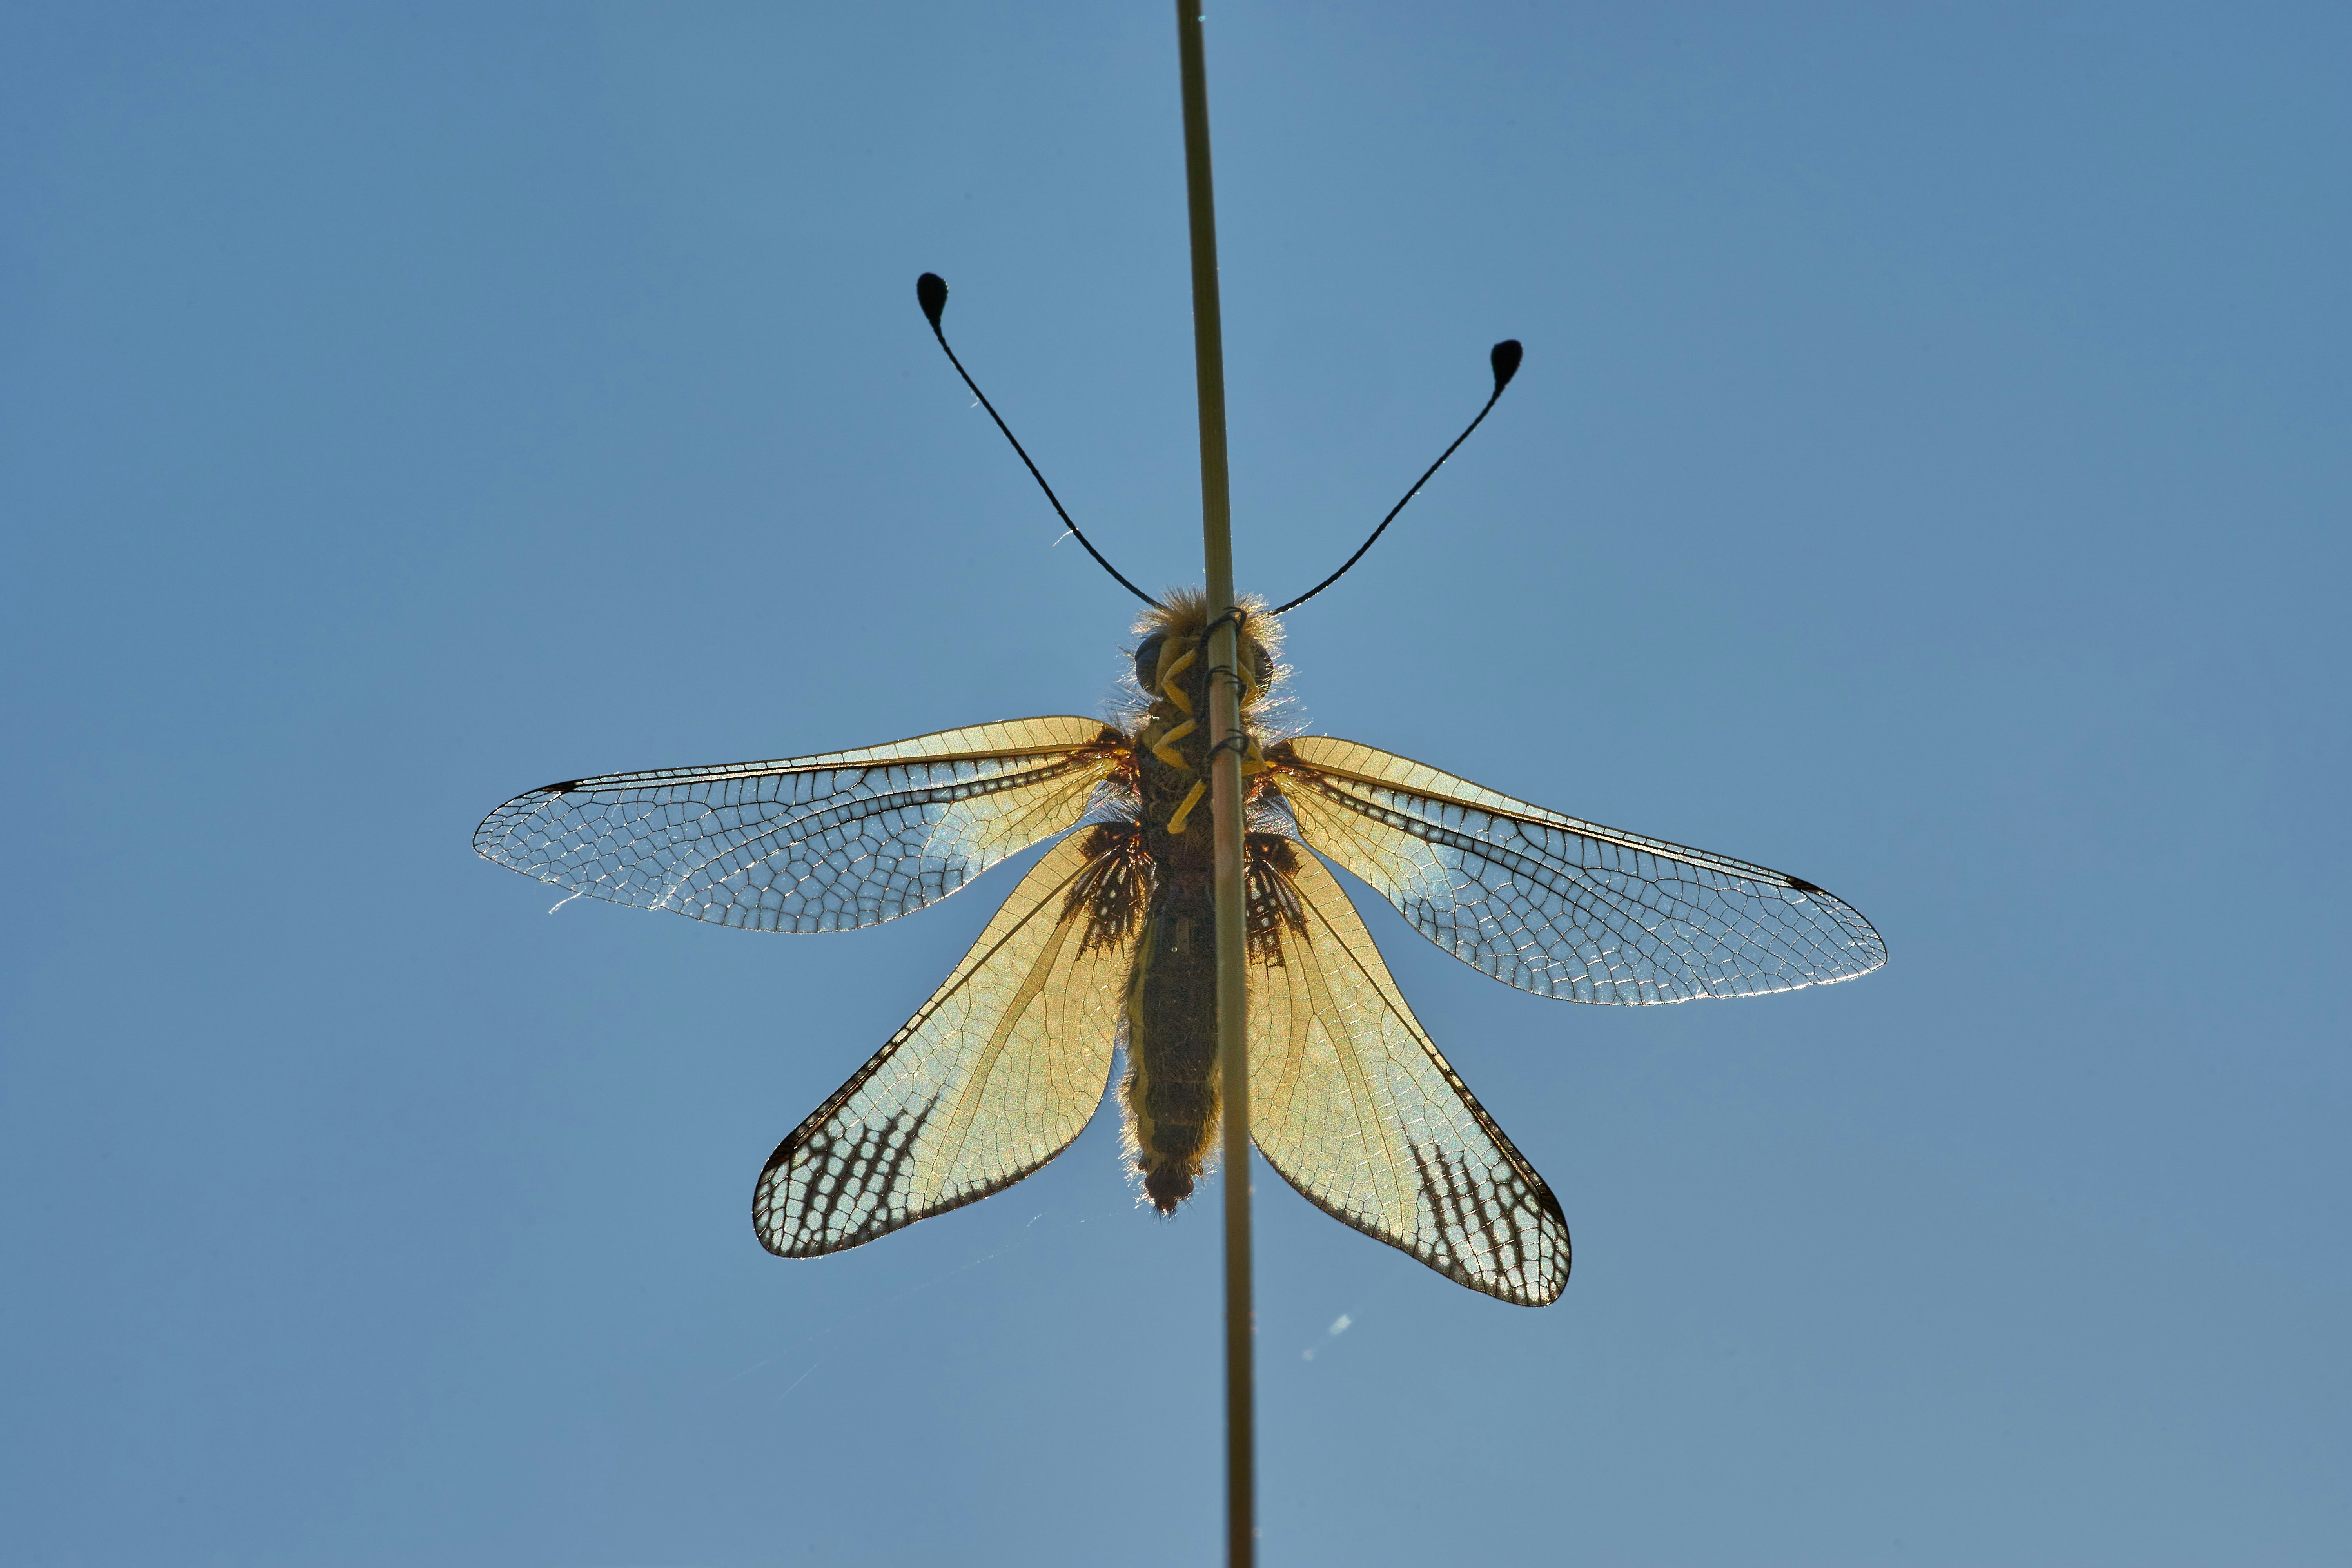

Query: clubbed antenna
[1270,339,1524,615]
[916,272,1163,610]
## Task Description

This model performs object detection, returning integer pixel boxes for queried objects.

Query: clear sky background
[5,4,2346,1564]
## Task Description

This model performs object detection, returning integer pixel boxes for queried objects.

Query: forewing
[475,717,1127,932]
[755,828,1148,1257]
[1269,735,1885,1004]
[1248,845,1570,1307]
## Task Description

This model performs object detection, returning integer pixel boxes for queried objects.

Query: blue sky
[4,4,2346,1563]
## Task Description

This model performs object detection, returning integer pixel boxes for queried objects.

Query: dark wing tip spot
[1786,875,1822,893]
[544,779,582,796]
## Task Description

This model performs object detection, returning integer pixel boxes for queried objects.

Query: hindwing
[1246,840,1570,1307]
[755,826,1151,1257]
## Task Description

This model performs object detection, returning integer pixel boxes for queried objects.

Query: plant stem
[1172,4,1254,1563]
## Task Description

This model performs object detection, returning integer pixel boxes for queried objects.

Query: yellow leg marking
[1156,644,1198,713]
[1166,779,1207,835]
[1151,717,1196,768]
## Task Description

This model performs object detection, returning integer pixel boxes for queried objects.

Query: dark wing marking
[1266,736,1884,1004]
[474,717,1128,933]
[755,827,1149,1256]
[1247,844,1570,1307]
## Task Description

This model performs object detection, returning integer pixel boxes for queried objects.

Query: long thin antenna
[1268,339,1523,615]
[916,273,1163,610]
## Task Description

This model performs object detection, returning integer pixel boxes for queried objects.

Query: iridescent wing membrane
[1249,846,1570,1306]
[474,717,1124,932]
[1268,736,1885,1005]
[756,829,1147,1256]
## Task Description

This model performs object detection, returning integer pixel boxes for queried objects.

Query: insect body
[473,270,1885,1307]
[1122,592,1277,1212]
[475,593,1882,1306]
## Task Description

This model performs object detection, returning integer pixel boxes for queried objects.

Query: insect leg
[1152,718,1198,768]
[1167,780,1208,835]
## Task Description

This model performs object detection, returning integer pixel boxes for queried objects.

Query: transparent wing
[1267,736,1885,1005]
[474,717,1127,933]
[755,827,1149,1257]
[1248,842,1570,1307]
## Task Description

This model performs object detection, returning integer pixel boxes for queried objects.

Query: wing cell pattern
[755,828,1149,1257]
[1248,843,1570,1307]
[1269,736,1885,1005]
[474,717,1125,933]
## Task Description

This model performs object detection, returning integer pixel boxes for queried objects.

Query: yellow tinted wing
[1270,735,1884,1004]
[1249,846,1570,1307]
[755,828,1147,1256]
[475,717,1127,932]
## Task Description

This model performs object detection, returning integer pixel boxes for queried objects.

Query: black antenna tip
[1490,339,1523,394]
[917,272,949,329]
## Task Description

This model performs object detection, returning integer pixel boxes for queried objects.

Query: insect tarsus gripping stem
[1210,731,1267,778]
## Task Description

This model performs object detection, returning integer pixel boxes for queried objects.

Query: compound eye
[1250,643,1274,692]
[1132,632,1167,693]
